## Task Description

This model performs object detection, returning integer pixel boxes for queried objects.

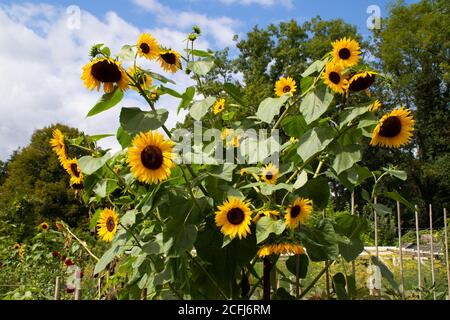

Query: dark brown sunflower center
[339,48,351,60]
[329,72,341,84]
[349,74,376,91]
[71,163,80,177]
[227,208,245,225]
[106,217,115,232]
[290,205,301,218]
[379,116,402,138]
[91,60,122,83]
[161,52,177,65]
[141,146,164,170]
[42,224,48,230]
[140,43,150,54]
[283,86,291,93]
[72,183,84,190]
[265,172,273,180]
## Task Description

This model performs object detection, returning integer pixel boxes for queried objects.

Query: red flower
[52,251,60,258]
[64,258,73,267]
[66,287,75,294]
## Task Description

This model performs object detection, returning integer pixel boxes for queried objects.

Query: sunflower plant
[50,27,416,300]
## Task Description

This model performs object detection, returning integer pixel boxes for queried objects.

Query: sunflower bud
[192,25,201,35]
[188,33,198,42]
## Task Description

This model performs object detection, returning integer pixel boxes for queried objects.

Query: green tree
[0,124,90,241]
[370,0,450,223]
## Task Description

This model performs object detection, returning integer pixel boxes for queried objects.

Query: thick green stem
[187,251,229,300]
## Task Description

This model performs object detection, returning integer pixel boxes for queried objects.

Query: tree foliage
[0,124,90,241]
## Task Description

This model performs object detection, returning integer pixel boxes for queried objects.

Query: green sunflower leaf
[120,107,169,135]
[189,97,216,121]
[256,95,290,124]
[297,127,335,162]
[87,87,124,117]
[144,70,176,85]
[188,60,215,76]
[300,85,334,124]
[78,153,111,175]
[178,86,196,114]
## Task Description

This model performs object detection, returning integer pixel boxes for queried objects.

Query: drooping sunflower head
[64,158,83,181]
[331,37,361,68]
[347,71,377,94]
[253,210,279,223]
[369,100,382,112]
[257,243,305,258]
[39,222,50,231]
[128,131,176,184]
[69,175,84,190]
[285,198,313,229]
[322,62,348,95]
[370,107,415,149]
[215,197,252,240]
[127,67,153,91]
[50,129,66,163]
[82,57,129,93]
[213,99,225,115]
[137,33,160,60]
[260,163,279,185]
[97,208,119,242]
[158,49,182,73]
[275,77,297,97]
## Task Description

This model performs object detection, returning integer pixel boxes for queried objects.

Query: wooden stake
[74,288,81,300]
[444,208,450,300]
[351,192,356,279]
[397,201,405,299]
[54,276,61,300]
[415,205,422,299]
[429,204,436,300]
[263,258,272,300]
[374,197,381,299]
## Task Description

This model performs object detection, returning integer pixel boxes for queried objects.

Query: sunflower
[275,77,297,97]
[64,158,84,182]
[213,99,225,115]
[82,57,129,93]
[39,222,50,231]
[13,243,22,250]
[331,37,361,68]
[222,129,240,148]
[285,198,313,229]
[158,49,182,73]
[253,210,279,223]
[260,163,279,185]
[97,208,119,242]
[240,168,248,176]
[370,107,415,149]
[215,197,252,240]
[347,71,377,94]
[69,175,84,190]
[289,137,299,144]
[128,131,176,184]
[257,243,305,258]
[127,67,153,91]
[322,62,348,94]
[50,129,67,164]
[369,100,382,112]
[137,33,160,60]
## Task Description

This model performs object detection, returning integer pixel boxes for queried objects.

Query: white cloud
[132,0,240,47]
[0,4,205,160]
[219,0,293,8]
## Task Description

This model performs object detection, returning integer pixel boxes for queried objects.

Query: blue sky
[0,0,419,160]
